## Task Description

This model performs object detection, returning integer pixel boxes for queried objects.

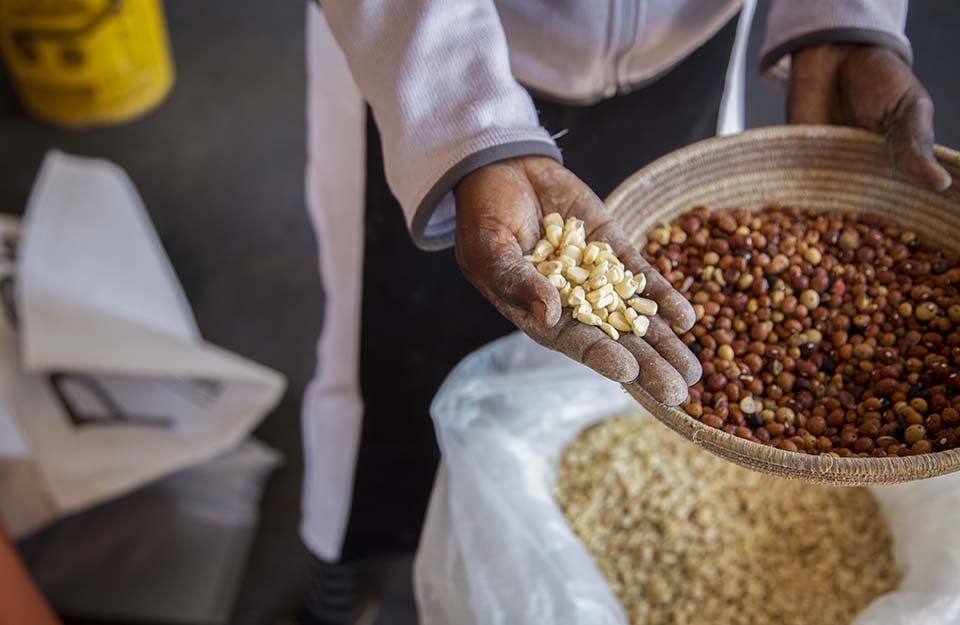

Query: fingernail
[531,300,548,324]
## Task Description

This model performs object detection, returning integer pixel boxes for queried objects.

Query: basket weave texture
[605,125,960,484]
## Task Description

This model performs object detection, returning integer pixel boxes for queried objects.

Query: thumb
[457,225,562,327]
[888,95,952,192]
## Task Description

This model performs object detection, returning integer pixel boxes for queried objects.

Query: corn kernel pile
[528,213,657,340]
[556,415,901,625]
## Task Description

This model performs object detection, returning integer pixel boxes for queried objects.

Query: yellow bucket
[0,0,175,127]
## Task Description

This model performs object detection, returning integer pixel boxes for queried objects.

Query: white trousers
[300,4,367,562]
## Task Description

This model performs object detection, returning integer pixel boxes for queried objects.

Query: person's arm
[763,0,951,191]
[317,1,700,401]
[318,0,560,251]
[0,526,60,625]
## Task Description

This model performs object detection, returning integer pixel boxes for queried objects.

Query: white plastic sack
[415,332,960,625]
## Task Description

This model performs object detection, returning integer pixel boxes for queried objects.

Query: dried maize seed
[564,216,583,231]
[543,213,564,229]
[560,245,582,263]
[597,250,620,266]
[576,311,602,326]
[606,291,622,313]
[568,286,586,307]
[586,283,615,303]
[609,311,632,332]
[596,307,609,322]
[566,266,590,285]
[590,260,610,279]
[532,238,554,259]
[589,273,609,289]
[546,224,563,248]
[559,282,572,299]
[607,264,625,285]
[629,297,658,316]
[558,255,576,270]
[576,301,592,316]
[632,315,650,337]
[547,273,567,289]
[625,308,639,321]
[615,277,639,300]
[594,293,615,309]
[537,260,563,275]
[594,241,613,253]
[583,243,601,265]
[600,322,619,340]
[635,272,647,295]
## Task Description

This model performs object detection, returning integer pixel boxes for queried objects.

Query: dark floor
[1,3,958,625]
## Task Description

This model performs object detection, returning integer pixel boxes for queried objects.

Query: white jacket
[317,0,911,250]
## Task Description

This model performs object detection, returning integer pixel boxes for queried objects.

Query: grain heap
[529,212,656,340]
[556,416,900,625]
[643,207,960,456]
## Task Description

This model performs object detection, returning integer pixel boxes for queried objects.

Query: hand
[454,156,701,406]
[788,44,952,191]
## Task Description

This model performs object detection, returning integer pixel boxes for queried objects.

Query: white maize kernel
[546,224,563,248]
[582,243,601,265]
[543,213,564,229]
[559,245,582,263]
[547,273,567,289]
[625,308,639,321]
[558,255,576,270]
[559,282,572,299]
[628,297,658,316]
[568,286,586,307]
[537,260,563,275]
[632,315,650,338]
[635,272,647,295]
[600,322,619,340]
[532,239,554,259]
[588,273,609,290]
[615,277,639,300]
[566,265,590,285]
[586,283,614,303]
[595,307,609,322]
[594,293,614,309]
[608,311,632,332]
[607,264,625,285]
[589,260,610,279]
[597,250,620,266]
[575,311,602,326]
[576,301,593,316]
[606,291,622,313]
[595,242,613,253]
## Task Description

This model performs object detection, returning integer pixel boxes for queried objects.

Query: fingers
[642,316,702,386]
[590,219,696,331]
[887,95,953,192]
[507,304,639,383]
[786,45,844,125]
[457,223,563,327]
[618,332,690,406]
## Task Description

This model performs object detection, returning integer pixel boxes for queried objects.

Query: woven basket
[606,125,960,485]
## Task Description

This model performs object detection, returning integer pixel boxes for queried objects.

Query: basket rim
[606,124,960,484]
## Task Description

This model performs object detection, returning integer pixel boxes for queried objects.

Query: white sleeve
[761,0,911,80]
[317,0,561,250]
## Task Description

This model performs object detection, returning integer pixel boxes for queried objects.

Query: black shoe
[298,558,378,625]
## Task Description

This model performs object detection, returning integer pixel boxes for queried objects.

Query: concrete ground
[1,2,958,625]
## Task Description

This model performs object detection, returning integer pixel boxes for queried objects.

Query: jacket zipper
[605,0,640,97]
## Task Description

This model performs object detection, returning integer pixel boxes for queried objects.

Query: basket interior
[605,125,960,484]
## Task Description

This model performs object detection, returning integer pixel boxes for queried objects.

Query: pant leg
[300,4,367,563]
[334,14,740,562]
